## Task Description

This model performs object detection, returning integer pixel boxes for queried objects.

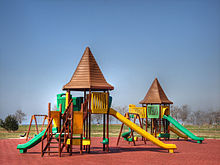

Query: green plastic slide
[17,127,57,153]
[163,115,204,143]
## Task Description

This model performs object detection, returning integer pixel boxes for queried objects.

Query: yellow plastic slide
[169,126,188,140]
[109,108,176,153]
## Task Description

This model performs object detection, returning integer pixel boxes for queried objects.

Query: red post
[88,90,91,153]
[48,103,51,156]
[106,91,110,152]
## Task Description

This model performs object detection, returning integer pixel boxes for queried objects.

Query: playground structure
[117,78,204,144]
[17,47,203,157]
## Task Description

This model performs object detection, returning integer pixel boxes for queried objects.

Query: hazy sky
[0,0,220,123]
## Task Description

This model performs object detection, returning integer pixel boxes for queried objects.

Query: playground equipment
[127,78,204,143]
[17,47,177,156]
[26,115,48,140]
[117,110,146,146]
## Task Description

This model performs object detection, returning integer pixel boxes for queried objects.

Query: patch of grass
[1,124,220,139]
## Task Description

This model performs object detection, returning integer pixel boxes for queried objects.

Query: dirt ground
[0,137,219,165]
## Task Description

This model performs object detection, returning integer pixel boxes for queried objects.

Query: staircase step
[43,151,58,153]
[48,146,58,148]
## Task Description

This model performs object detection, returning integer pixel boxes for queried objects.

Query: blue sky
[0,0,220,123]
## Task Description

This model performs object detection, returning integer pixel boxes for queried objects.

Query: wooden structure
[41,47,114,157]
[26,115,48,140]
[139,78,173,140]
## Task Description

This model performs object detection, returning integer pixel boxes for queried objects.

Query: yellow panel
[91,92,108,114]
[73,111,83,134]
[50,111,60,129]
[67,138,91,146]
[161,106,170,118]
[129,105,146,118]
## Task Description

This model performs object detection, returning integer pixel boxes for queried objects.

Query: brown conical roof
[63,47,114,91]
[139,78,173,104]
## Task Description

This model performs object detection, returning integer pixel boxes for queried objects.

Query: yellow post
[65,91,69,109]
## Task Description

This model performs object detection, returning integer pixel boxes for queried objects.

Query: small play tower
[139,78,173,139]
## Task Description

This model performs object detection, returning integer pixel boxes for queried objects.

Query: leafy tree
[14,109,26,124]
[0,115,19,131]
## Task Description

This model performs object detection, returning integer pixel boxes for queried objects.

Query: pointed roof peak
[139,78,173,104]
[63,47,114,91]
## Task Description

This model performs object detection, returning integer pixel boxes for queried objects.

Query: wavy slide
[169,126,188,140]
[163,115,204,143]
[17,127,57,153]
[109,108,176,153]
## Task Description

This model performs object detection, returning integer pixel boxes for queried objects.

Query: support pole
[88,90,91,153]
[48,103,51,156]
[34,115,39,134]
[106,91,110,152]
[26,116,33,141]
[70,102,73,155]
[159,105,161,140]
[103,113,106,151]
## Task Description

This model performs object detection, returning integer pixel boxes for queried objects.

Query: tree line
[170,105,220,126]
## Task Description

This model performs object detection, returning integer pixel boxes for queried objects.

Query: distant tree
[179,105,190,124]
[0,115,19,131]
[213,110,220,125]
[116,106,128,115]
[170,105,181,122]
[14,110,26,124]
[193,110,206,126]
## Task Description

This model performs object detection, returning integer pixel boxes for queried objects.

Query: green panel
[159,133,170,138]
[147,105,160,118]
[57,93,66,113]
[109,96,112,108]
[57,93,83,113]
[73,97,83,111]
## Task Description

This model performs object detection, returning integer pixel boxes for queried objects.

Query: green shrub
[0,115,19,131]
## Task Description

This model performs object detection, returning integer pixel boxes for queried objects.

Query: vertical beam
[138,115,146,144]
[41,115,47,132]
[48,103,51,156]
[80,134,83,154]
[70,102,73,155]
[106,91,109,152]
[103,114,105,151]
[116,121,124,146]
[59,104,62,132]
[88,90,91,153]
[145,104,148,132]
[159,105,161,140]
[128,113,135,146]
[26,116,33,141]
[83,90,86,150]
[34,115,39,134]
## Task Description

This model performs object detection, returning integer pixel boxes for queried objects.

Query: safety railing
[129,104,146,119]
[91,92,108,114]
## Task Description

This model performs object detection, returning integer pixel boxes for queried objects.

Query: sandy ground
[0,137,220,165]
